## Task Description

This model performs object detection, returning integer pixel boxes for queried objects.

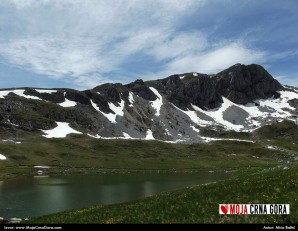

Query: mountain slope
[0,64,297,143]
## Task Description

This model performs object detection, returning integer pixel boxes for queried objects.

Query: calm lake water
[0,171,231,218]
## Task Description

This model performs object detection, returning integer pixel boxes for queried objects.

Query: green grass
[1,121,296,180]
[0,134,287,180]
[200,128,252,140]
[256,120,298,152]
[27,164,298,224]
[1,120,297,223]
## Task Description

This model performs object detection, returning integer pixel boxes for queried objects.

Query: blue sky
[0,0,297,89]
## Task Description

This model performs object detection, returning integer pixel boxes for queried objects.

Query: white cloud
[148,31,207,61]
[0,37,116,81]
[9,0,51,8]
[269,50,298,62]
[0,0,206,88]
[71,74,109,89]
[0,0,275,88]
[141,42,266,81]
[114,27,170,57]
[275,75,298,88]
[189,42,265,74]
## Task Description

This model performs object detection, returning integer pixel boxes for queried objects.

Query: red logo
[219,204,290,215]
[221,204,229,214]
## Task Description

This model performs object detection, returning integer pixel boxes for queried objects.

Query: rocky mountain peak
[126,79,157,101]
[148,73,222,110]
[1,63,296,143]
[214,64,283,104]
[132,79,145,85]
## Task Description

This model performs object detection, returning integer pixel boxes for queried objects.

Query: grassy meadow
[0,121,297,223]
[27,163,297,224]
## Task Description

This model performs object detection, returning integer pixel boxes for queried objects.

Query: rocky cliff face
[0,64,296,143]
[215,64,283,104]
[148,73,222,110]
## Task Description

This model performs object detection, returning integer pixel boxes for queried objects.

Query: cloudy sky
[0,0,297,89]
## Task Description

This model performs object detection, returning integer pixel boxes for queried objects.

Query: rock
[65,90,91,105]
[148,73,222,110]
[288,98,298,111]
[126,79,157,101]
[215,64,283,104]
[24,88,65,103]
[93,83,124,104]
[0,63,291,141]
[86,90,113,114]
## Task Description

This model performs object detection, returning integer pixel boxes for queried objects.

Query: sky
[0,0,297,90]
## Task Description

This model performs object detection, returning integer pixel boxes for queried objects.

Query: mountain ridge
[0,63,297,143]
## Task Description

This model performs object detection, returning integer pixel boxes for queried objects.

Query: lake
[0,171,231,218]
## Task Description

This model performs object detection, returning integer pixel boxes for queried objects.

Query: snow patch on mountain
[201,136,255,143]
[90,100,100,111]
[184,89,298,132]
[99,99,125,123]
[0,90,42,100]
[285,86,298,94]
[6,119,20,127]
[149,87,163,116]
[58,99,77,107]
[87,134,101,139]
[192,97,244,131]
[267,146,278,150]
[0,154,7,160]
[123,132,132,139]
[35,89,57,94]
[172,89,297,133]
[145,129,154,140]
[236,90,298,130]
[99,111,118,123]
[255,90,297,114]
[165,128,171,136]
[128,92,134,107]
[2,139,22,144]
[14,90,42,100]
[34,166,51,169]
[172,104,211,127]
[0,90,10,98]
[109,100,125,117]
[88,132,135,140]
[42,122,82,138]
[190,125,200,133]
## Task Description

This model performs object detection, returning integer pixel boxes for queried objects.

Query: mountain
[0,64,297,143]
